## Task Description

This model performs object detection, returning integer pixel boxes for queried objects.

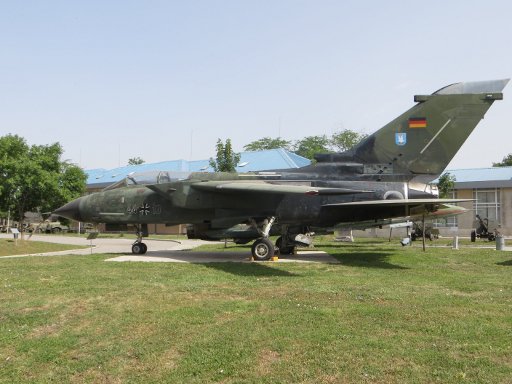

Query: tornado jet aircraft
[55,79,508,260]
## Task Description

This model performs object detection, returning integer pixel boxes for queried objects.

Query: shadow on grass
[496,259,512,266]
[319,245,408,269]
[201,262,298,277]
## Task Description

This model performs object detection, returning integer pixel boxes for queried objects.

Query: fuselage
[58,164,438,229]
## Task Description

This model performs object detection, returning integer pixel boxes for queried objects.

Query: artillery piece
[471,214,497,242]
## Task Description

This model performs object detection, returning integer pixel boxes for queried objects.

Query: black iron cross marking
[138,203,151,215]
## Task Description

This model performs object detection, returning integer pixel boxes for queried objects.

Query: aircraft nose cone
[54,198,83,221]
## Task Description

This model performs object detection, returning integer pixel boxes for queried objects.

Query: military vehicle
[471,214,498,242]
[55,79,508,260]
[27,220,69,233]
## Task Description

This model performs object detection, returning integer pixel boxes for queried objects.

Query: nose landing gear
[132,242,147,254]
[132,224,148,254]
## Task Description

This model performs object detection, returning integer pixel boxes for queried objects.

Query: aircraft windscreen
[103,171,191,191]
[126,171,172,185]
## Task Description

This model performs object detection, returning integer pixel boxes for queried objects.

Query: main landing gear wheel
[132,242,147,255]
[251,238,275,261]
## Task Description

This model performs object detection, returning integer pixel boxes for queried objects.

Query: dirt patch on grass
[158,347,181,370]
[256,349,281,375]
[71,369,123,384]
[18,304,53,315]
[27,300,93,339]
[28,323,62,338]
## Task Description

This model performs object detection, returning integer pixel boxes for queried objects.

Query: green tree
[128,157,145,165]
[0,134,87,234]
[209,139,241,172]
[437,172,456,198]
[330,129,367,152]
[293,135,331,161]
[60,162,88,203]
[492,153,512,167]
[243,137,292,152]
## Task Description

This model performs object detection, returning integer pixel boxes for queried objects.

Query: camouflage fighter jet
[55,79,508,260]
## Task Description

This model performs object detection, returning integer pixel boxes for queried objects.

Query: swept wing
[147,180,371,199]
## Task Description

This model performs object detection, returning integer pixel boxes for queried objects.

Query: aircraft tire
[251,238,274,261]
[132,244,141,254]
[132,243,147,255]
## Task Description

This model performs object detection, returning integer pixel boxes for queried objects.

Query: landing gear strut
[276,236,295,255]
[249,220,313,260]
[250,217,276,261]
[132,224,148,254]
[276,225,312,255]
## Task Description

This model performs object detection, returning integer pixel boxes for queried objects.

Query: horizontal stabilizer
[320,199,471,226]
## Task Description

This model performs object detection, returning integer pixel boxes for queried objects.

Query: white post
[452,236,459,250]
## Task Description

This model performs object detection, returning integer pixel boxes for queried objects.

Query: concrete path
[0,234,339,263]
[0,234,204,258]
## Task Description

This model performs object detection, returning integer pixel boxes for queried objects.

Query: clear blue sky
[1,0,511,170]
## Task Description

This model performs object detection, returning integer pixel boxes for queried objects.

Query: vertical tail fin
[350,79,508,178]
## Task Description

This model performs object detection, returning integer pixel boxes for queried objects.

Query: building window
[473,188,500,223]
[433,190,458,228]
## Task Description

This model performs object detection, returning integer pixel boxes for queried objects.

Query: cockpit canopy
[103,170,191,191]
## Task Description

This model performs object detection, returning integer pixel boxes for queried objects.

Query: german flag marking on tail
[408,117,427,128]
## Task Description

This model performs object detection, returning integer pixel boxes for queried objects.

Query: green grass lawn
[0,239,87,257]
[0,238,511,383]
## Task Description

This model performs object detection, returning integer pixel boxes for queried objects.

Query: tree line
[210,130,368,172]
[0,134,87,230]
[243,130,368,159]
